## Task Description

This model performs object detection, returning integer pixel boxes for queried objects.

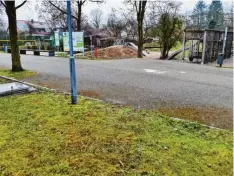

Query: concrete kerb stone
[0,75,105,103]
[0,75,224,131]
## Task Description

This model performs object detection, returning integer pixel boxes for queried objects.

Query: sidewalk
[209,57,233,68]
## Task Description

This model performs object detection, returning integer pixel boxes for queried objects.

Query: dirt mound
[86,45,138,59]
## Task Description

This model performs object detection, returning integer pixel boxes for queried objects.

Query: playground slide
[167,41,200,60]
[167,46,189,60]
[126,42,148,56]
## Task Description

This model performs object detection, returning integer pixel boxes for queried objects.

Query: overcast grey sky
[2,0,233,23]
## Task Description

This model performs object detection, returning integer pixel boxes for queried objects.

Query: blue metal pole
[67,0,77,104]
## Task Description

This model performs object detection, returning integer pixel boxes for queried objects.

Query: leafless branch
[48,1,78,20]
[15,0,27,10]
[0,0,6,8]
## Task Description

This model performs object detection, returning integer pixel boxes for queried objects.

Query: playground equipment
[167,28,233,64]
[183,28,233,64]
[126,42,148,56]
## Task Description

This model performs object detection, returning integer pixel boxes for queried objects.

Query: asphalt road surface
[0,53,233,128]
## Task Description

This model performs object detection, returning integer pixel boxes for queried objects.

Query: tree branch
[134,2,138,14]
[53,13,64,20]
[142,1,147,19]
[15,1,27,10]
[48,1,78,20]
[0,0,6,8]
[49,1,67,14]
[81,0,87,6]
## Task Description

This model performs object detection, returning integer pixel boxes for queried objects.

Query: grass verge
[0,78,8,84]
[215,66,233,69]
[76,56,108,60]
[0,69,37,80]
[55,52,69,58]
[159,106,233,130]
[54,53,115,60]
[0,91,232,175]
[148,48,161,52]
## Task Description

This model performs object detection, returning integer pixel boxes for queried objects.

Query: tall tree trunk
[5,1,23,71]
[160,47,167,59]
[165,49,169,58]
[137,18,143,58]
[77,2,82,31]
[136,1,147,58]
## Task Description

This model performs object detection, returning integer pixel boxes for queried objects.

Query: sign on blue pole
[63,32,84,52]
[67,0,77,104]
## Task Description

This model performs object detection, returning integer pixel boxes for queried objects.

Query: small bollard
[217,53,223,67]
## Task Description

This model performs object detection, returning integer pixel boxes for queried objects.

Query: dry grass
[38,82,58,89]
[79,90,102,99]
[159,106,233,130]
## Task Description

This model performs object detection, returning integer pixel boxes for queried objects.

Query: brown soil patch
[38,83,57,89]
[159,106,233,130]
[79,90,101,99]
[84,46,138,59]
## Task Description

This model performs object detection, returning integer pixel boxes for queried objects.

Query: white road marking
[179,71,186,74]
[143,69,167,74]
[144,69,157,73]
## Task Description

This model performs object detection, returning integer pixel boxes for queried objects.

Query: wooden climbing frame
[182,28,233,64]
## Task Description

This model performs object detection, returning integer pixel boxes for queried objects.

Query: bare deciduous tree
[134,0,147,58]
[123,15,138,41]
[143,1,159,38]
[125,0,147,58]
[105,12,125,38]
[38,2,88,31]
[39,0,104,31]
[113,7,138,42]
[224,5,233,28]
[0,0,27,71]
[90,8,103,29]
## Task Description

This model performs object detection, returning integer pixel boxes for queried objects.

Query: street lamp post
[67,0,77,104]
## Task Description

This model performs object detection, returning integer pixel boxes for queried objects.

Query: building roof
[28,21,49,29]
[16,20,52,35]
[84,27,110,38]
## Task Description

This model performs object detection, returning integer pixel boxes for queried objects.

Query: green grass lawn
[148,48,161,52]
[0,92,232,175]
[55,52,69,58]
[0,69,37,80]
[0,69,37,84]
[146,42,190,53]
[0,78,8,84]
